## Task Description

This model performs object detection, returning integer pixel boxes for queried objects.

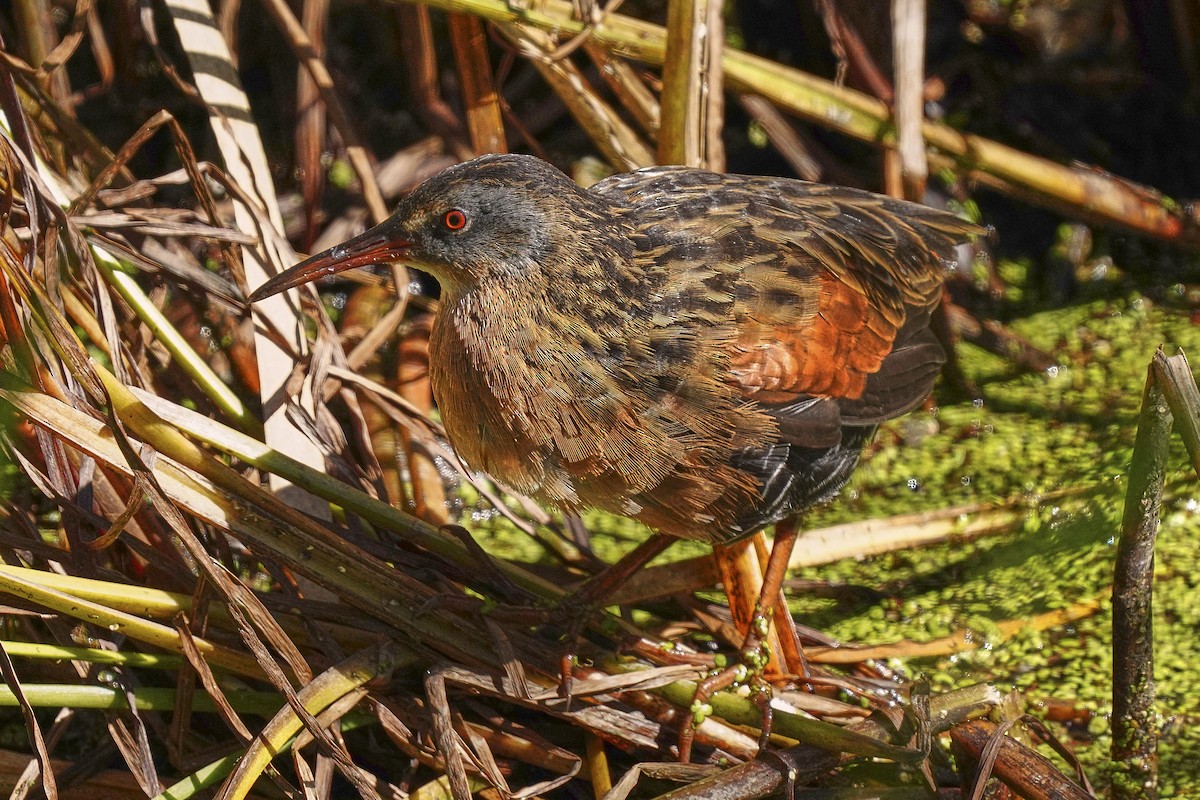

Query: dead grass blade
[584,43,660,139]
[804,596,1104,664]
[736,95,822,181]
[256,0,389,226]
[0,642,59,800]
[172,610,254,741]
[215,643,405,800]
[295,0,330,250]
[498,23,653,170]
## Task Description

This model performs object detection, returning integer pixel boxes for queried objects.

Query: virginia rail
[251,153,978,737]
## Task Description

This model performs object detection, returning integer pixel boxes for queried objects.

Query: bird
[251,155,979,747]
[251,153,978,547]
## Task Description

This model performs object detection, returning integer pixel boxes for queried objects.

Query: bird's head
[249,154,595,303]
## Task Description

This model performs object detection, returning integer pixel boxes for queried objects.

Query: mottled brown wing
[728,262,946,447]
[593,167,979,446]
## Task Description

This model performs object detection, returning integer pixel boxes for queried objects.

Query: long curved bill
[248,226,412,303]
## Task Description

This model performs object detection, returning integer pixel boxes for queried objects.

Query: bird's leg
[715,522,807,675]
[564,535,677,613]
[741,517,802,676]
[714,537,789,678]
[555,535,678,700]
[764,522,807,677]
[679,518,802,762]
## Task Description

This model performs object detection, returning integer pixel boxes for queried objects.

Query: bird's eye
[442,209,468,231]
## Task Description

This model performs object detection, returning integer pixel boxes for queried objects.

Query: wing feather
[583,166,979,536]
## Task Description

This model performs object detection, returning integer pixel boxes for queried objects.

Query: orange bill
[248,225,412,303]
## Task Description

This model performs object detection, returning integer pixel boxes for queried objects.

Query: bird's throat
[427,285,568,495]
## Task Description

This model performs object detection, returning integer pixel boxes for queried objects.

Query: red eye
[442,209,468,231]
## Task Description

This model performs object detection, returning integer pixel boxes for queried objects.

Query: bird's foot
[540,536,680,697]
[676,633,777,762]
[678,619,778,763]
